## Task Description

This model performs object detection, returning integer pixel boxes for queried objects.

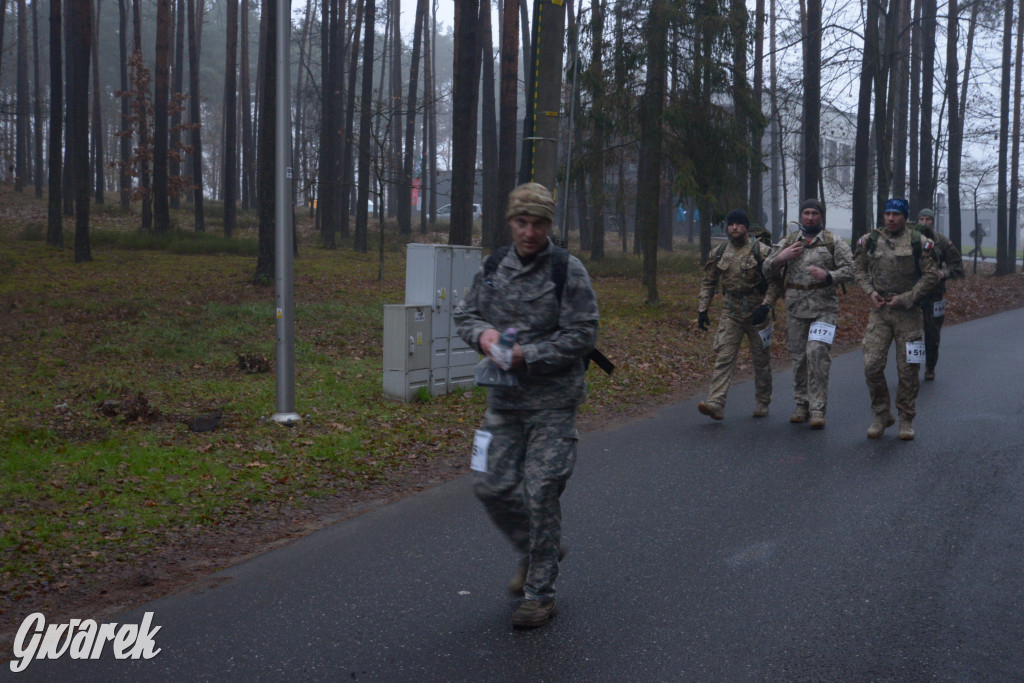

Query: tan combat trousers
[862,306,923,418]
[705,314,773,409]
[786,313,837,415]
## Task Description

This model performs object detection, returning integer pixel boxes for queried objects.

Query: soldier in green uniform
[696,209,782,419]
[913,208,965,380]
[763,199,855,429]
[455,183,599,628]
[853,198,940,440]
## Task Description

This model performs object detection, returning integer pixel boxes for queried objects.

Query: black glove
[698,310,711,330]
[750,304,771,326]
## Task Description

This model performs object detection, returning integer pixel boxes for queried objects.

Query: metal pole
[272,0,299,426]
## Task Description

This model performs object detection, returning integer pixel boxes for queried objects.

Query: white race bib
[758,323,773,349]
[932,300,945,317]
[905,340,926,364]
[471,430,492,472]
[807,322,836,345]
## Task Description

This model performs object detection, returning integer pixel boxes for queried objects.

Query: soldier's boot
[809,412,826,429]
[698,401,725,420]
[789,404,810,424]
[510,599,557,628]
[898,416,915,441]
[752,403,769,418]
[508,546,568,594]
[924,366,936,381]
[867,412,896,439]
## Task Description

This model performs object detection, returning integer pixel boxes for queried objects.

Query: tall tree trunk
[118,0,130,209]
[187,0,204,231]
[170,0,184,209]
[354,0,376,253]
[749,0,765,225]
[132,0,152,230]
[996,0,1012,274]
[15,0,28,192]
[32,0,43,198]
[800,0,821,201]
[91,0,104,203]
[153,0,171,232]
[945,0,962,249]
[478,0,498,246]
[638,0,667,305]
[318,0,337,246]
[589,0,606,260]
[339,0,363,241]
[1011,0,1023,268]
[400,0,428,236]
[908,0,920,202]
[389,0,403,219]
[68,0,92,261]
[428,2,437,227]
[47,0,64,246]
[892,0,910,198]
[495,0,518,247]
[731,0,748,204]
[449,0,481,246]
[254,0,276,281]
[769,0,783,238]
[223,0,238,236]
[916,0,936,208]
[873,0,897,226]
[240,0,253,210]
[852,0,879,242]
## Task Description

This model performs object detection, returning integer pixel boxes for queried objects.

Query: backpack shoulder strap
[483,246,510,279]
[549,245,570,304]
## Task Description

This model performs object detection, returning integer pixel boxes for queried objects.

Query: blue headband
[885,198,909,218]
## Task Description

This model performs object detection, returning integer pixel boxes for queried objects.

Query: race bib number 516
[808,322,836,345]
[906,341,926,364]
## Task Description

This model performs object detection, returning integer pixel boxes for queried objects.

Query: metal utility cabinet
[383,244,482,401]
[382,305,431,402]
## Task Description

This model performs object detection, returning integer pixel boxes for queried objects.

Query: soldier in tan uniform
[913,208,965,381]
[763,199,855,429]
[853,198,940,440]
[696,209,782,420]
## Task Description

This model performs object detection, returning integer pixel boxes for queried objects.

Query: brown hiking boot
[698,401,724,420]
[924,367,936,381]
[809,412,826,429]
[510,599,557,628]
[899,416,915,440]
[752,403,769,417]
[867,412,895,438]
[790,405,809,423]
[508,547,568,594]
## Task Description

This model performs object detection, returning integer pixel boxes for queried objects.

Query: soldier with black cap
[913,208,965,380]
[762,198,855,429]
[455,182,599,628]
[696,208,782,419]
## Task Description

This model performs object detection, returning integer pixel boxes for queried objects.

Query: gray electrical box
[382,304,432,402]
[392,244,482,398]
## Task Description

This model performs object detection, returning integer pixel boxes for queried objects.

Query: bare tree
[449,0,481,246]
[91,0,104,203]
[170,0,184,209]
[477,0,498,246]
[800,0,821,201]
[495,0,518,247]
[153,0,171,232]
[132,0,152,230]
[354,0,376,253]
[996,0,1012,274]
[916,0,936,208]
[638,0,667,304]
[32,0,42,198]
[187,0,204,231]
[254,0,276,282]
[46,0,63,246]
[68,0,92,261]
[117,0,131,209]
[223,0,239,236]
[1011,0,1023,269]
[15,0,28,192]
[852,0,880,242]
[400,0,428,236]
[588,0,606,260]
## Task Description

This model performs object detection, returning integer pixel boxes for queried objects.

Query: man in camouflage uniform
[763,198,855,429]
[853,198,940,440]
[455,183,599,628]
[696,209,782,419]
[914,208,965,381]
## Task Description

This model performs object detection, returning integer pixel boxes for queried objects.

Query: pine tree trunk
[254,0,276,281]
[32,0,43,198]
[996,0,1012,274]
[852,0,879,242]
[639,0,667,305]
[800,0,821,202]
[354,0,376,253]
[240,0,253,211]
[153,0,171,232]
[223,0,239,236]
[170,0,184,209]
[68,0,92,261]
[118,0,130,209]
[46,0,64,246]
[187,0,204,231]
[917,0,936,208]
[449,0,481,246]
[400,0,428,236]
[91,0,104,203]
[945,0,962,249]
[495,0,517,247]
[589,0,605,260]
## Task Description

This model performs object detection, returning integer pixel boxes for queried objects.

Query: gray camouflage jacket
[455,240,599,410]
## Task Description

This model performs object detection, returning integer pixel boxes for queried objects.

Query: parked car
[437,203,483,221]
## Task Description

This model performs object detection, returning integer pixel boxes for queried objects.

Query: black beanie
[800,198,825,215]
[725,209,750,229]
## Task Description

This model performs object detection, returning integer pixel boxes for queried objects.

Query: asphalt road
[13,308,1024,682]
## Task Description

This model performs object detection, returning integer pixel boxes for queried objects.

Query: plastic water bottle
[475,328,519,387]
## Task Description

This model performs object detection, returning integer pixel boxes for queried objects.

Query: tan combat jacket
[698,237,782,320]
[853,226,941,306]
[763,229,855,319]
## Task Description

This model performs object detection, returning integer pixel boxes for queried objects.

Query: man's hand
[698,310,711,331]
[478,328,500,355]
[775,241,804,264]
[750,304,771,326]
[869,291,887,309]
[886,293,912,309]
[807,265,828,282]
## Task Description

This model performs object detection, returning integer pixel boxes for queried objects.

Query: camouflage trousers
[786,313,837,415]
[921,299,945,372]
[862,306,923,418]
[474,407,579,602]
[704,314,772,409]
